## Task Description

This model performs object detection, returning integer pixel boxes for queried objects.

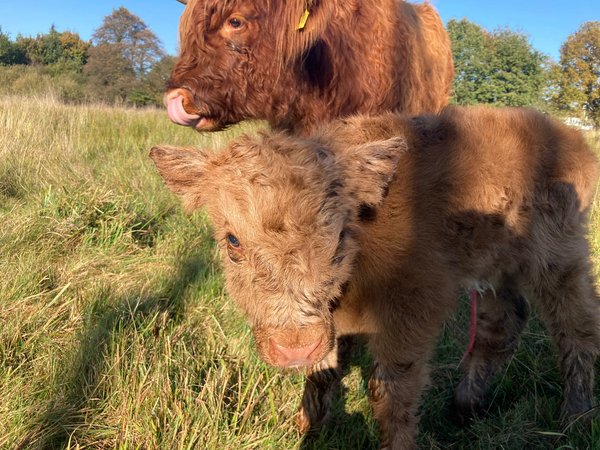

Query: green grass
[1,95,599,449]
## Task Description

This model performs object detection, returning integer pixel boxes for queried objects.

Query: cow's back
[388,1,454,115]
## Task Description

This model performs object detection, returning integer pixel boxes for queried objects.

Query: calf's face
[150,133,403,367]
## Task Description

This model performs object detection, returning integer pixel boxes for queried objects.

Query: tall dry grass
[0,95,599,449]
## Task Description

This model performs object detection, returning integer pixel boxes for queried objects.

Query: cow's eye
[228,17,244,29]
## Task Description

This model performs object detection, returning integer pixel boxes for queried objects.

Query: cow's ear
[341,137,406,207]
[279,1,335,56]
[149,145,211,210]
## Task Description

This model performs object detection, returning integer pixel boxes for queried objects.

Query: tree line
[1,8,599,126]
[0,7,174,106]
[448,19,599,126]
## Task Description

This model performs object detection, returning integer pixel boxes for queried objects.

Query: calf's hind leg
[453,284,529,425]
[531,260,600,419]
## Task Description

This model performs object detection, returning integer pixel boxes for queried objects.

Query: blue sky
[0,1,598,61]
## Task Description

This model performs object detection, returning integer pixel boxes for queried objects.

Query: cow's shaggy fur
[150,107,600,448]
[166,0,453,134]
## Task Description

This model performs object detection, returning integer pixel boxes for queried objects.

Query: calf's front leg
[369,357,429,449]
[296,335,353,433]
[366,282,454,449]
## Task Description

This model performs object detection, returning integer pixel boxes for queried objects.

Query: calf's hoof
[563,396,594,424]
[451,379,485,427]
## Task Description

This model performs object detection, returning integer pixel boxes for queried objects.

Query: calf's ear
[343,137,406,206]
[149,145,210,210]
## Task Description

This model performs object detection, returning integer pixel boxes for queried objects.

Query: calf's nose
[270,338,322,368]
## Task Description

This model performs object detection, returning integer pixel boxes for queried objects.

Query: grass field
[1,95,599,449]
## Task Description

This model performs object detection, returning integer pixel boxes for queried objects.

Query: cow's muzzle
[164,88,218,131]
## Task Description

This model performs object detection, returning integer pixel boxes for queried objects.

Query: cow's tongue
[166,94,201,126]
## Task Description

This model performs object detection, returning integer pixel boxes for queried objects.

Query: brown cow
[150,107,600,448]
[166,0,454,134]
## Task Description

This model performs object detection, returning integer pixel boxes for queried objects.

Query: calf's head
[166,0,336,131]
[150,132,403,367]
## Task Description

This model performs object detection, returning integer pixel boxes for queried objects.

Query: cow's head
[150,130,403,367]
[166,0,336,131]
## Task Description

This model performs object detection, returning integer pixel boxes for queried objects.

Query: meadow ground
[1,95,599,449]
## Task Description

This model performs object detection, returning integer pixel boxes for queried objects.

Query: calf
[150,106,600,448]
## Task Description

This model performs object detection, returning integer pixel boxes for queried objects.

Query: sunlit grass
[0,94,598,449]
[586,130,600,284]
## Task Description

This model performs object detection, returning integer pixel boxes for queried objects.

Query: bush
[0,65,87,103]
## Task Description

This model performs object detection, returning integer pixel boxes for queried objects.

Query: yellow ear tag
[297,9,310,30]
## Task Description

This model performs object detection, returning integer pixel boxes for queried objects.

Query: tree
[446,19,488,105]
[551,22,600,126]
[13,26,89,70]
[92,7,164,79]
[58,31,90,67]
[0,28,27,65]
[84,43,136,102]
[86,7,167,105]
[448,19,546,107]
[146,55,177,101]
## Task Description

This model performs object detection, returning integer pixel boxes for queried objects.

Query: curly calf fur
[150,106,600,448]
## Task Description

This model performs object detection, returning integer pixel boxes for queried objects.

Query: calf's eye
[227,233,240,247]
[225,233,244,263]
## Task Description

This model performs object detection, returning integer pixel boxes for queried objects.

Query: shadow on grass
[17,251,213,450]
[300,411,379,450]
[300,309,600,449]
